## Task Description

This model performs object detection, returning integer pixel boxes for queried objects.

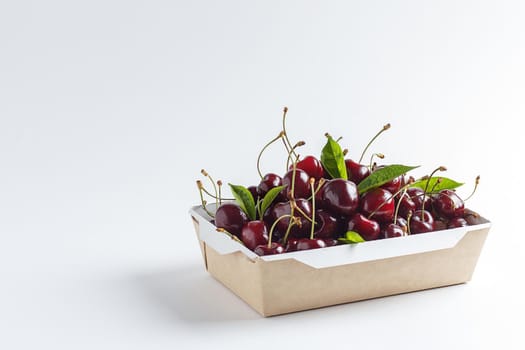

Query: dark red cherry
[396,217,408,231]
[433,189,465,219]
[296,238,327,251]
[281,168,311,199]
[384,223,404,238]
[322,238,339,247]
[347,213,381,241]
[360,188,394,223]
[434,219,448,231]
[313,209,339,238]
[345,159,370,184]
[448,217,468,228]
[295,155,325,180]
[320,179,359,216]
[241,220,269,251]
[214,203,248,238]
[285,238,300,252]
[247,186,259,202]
[270,199,312,238]
[410,210,435,234]
[397,194,416,218]
[257,173,283,197]
[407,187,431,211]
[254,242,285,256]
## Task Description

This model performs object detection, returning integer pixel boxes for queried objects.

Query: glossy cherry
[295,238,327,251]
[295,155,325,180]
[270,199,312,238]
[345,159,370,184]
[397,194,416,218]
[285,238,300,252]
[313,209,339,238]
[433,189,465,219]
[360,188,395,223]
[257,173,283,197]
[347,213,381,241]
[241,220,269,251]
[254,242,285,256]
[383,223,404,238]
[407,187,431,211]
[410,210,435,234]
[448,217,468,228]
[319,179,359,216]
[214,203,248,238]
[281,168,311,199]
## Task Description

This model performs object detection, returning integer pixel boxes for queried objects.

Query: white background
[1,1,524,349]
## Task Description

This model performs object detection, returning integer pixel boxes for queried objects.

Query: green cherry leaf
[228,183,256,220]
[260,185,285,218]
[410,176,464,193]
[338,230,366,244]
[320,135,348,180]
[357,164,419,194]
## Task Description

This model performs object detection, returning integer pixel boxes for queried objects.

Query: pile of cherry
[196,109,480,256]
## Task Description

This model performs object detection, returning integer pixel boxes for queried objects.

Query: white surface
[0,1,524,349]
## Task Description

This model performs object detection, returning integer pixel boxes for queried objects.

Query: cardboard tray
[189,205,490,317]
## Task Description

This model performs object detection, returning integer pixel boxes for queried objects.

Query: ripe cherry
[347,213,381,241]
[281,168,311,199]
[313,209,339,238]
[241,220,269,251]
[448,217,468,228]
[410,210,435,234]
[433,189,465,219]
[397,194,416,218]
[407,187,431,211]
[214,203,248,238]
[254,242,285,256]
[360,188,395,223]
[345,159,370,184]
[295,155,325,180]
[383,223,404,238]
[319,179,359,216]
[257,173,283,197]
[270,199,312,238]
[296,238,327,251]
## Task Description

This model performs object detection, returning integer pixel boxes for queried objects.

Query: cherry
[322,238,339,247]
[382,174,404,194]
[285,238,300,252]
[214,203,248,238]
[407,187,431,211]
[434,219,448,231]
[313,209,339,238]
[257,173,283,197]
[281,168,311,199]
[247,185,259,202]
[295,155,325,180]
[347,213,381,241]
[319,179,359,216]
[270,199,312,238]
[410,210,435,234]
[383,223,404,238]
[360,188,394,223]
[254,242,285,256]
[296,238,327,251]
[241,220,269,250]
[433,189,465,219]
[345,159,370,184]
[397,194,416,218]
[448,217,468,228]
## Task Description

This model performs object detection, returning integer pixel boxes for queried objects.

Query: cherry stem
[281,107,297,160]
[422,166,446,220]
[429,177,443,193]
[217,180,223,206]
[359,123,391,164]
[196,180,215,218]
[309,178,316,240]
[201,169,219,209]
[369,153,385,170]
[286,141,305,171]
[270,214,297,248]
[257,131,285,179]
[197,183,234,201]
[283,152,300,245]
[306,177,326,201]
[406,211,412,235]
[393,187,408,225]
[216,228,244,246]
[464,175,480,201]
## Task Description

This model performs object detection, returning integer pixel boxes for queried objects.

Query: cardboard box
[189,205,491,317]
